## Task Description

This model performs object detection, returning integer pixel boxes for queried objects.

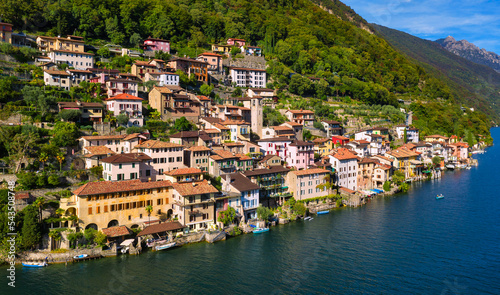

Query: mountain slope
[372,24,500,121]
[435,36,500,73]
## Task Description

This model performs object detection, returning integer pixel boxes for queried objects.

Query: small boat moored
[22,262,48,268]
[446,164,455,170]
[303,216,313,221]
[73,254,88,260]
[436,194,444,200]
[155,242,176,251]
[317,210,330,215]
[253,228,270,234]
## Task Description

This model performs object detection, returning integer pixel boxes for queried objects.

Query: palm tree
[56,152,65,171]
[39,152,48,170]
[145,205,153,224]
[33,197,46,224]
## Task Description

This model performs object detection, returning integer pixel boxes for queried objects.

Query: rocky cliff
[435,36,500,72]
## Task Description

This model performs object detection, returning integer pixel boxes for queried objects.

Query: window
[132,163,135,168]
[88,207,92,215]
[96,206,100,214]
[119,164,122,169]
[146,170,151,177]
[104,205,108,213]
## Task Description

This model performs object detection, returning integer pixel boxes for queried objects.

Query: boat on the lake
[446,164,455,170]
[304,216,313,221]
[436,194,444,200]
[154,242,176,251]
[317,210,330,215]
[466,166,471,170]
[73,254,88,260]
[253,228,270,234]
[22,262,47,268]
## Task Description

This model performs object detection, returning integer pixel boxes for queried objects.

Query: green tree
[56,153,65,171]
[200,84,214,97]
[303,130,312,140]
[230,46,241,56]
[94,231,107,246]
[39,152,49,170]
[96,47,111,58]
[58,109,82,122]
[52,122,80,147]
[48,175,60,187]
[232,87,242,97]
[217,206,236,226]
[21,205,42,250]
[383,181,391,192]
[256,205,273,221]
[432,156,441,167]
[403,128,407,143]
[84,228,97,244]
[116,113,130,126]
[145,205,153,224]
[173,117,195,132]
[129,33,142,48]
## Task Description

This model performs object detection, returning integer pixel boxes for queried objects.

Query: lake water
[4,128,500,294]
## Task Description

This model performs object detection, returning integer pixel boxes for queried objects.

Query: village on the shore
[0,24,487,263]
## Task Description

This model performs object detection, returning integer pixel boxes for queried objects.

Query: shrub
[383,181,391,192]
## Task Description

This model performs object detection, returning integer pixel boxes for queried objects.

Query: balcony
[220,164,235,169]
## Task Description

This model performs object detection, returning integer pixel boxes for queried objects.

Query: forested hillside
[1,0,456,106]
[373,24,500,121]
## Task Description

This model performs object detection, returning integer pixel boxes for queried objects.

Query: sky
[342,0,500,53]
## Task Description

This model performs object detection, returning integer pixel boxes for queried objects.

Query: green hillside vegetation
[372,24,500,122]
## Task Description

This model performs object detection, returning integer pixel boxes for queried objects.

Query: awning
[120,239,135,247]
[410,160,423,165]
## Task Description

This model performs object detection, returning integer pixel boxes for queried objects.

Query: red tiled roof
[186,146,212,151]
[199,52,222,57]
[73,179,173,196]
[44,70,70,76]
[135,140,183,149]
[84,146,115,156]
[287,109,315,114]
[172,180,219,197]
[331,148,358,161]
[106,93,143,101]
[164,168,203,176]
[102,226,132,238]
[339,187,355,194]
[137,222,184,237]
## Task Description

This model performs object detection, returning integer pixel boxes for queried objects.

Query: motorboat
[22,262,48,268]
[73,254,88,260]
[253,228,270,234]
[155,242,176,251]
[436,194,444,200]
[317,210,330,215]
[304,216,313,221]
[445,164,455,170]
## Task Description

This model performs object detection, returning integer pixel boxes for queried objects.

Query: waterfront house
[386,147,422,179]
[229,67,267,88]
[60,179,174,231]
[357,157,379,190]
[101,153,153,181]
[284,109,315,126]
[171,180,219,230]
[373,163,392,188]
[329,148,358,191]
[286,168,330,201]
[221,173,260,220]
[105,93,144,127]
[133,140,185,177]
[243,165,291,207]
[183,146,211,172]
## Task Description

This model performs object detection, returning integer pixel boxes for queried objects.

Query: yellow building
[60,179,174,231]
[0,23,13,44]
[36,35,85,53]
[385,148,422,178]
[313,138,334,157]
[211,44,232,54]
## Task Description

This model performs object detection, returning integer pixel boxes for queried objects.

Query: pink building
[78,133,147,153]
[134,140,186,178]
[286,141,314,170]
[257,138,293,159]
[101,153,153,181]
[197,52,223,73]
[106,93,144,126]
[142,37,170,54]
[227,38,246,47]
[105,78,138,97]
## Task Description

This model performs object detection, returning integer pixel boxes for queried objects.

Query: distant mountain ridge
[435,36,500,73]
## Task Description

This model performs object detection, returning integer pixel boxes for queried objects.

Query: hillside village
[0,22,488,255]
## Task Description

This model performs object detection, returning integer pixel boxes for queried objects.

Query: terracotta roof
[331,148,358,161]
[226,173,260,192]
[332,135,350,140]
[135,140,183,149]
[273,126,293,131]
[257,137,293,142]
[84,146,115,156]
[358,157,378,164]
[291,168,329,176]
[15,192,32,200]
[80,134,128,141]
[164,168,203,176]
[339,187,356,194]
[186,146,212,152]
[137,222,184,237]
[371,155,394,162]
[258,154,281,164]
[248,88,273,92]
[100,153,152,164]
[102,226,132,238]
[106,93,143,101]
[68,69,93,74]
[313,138,330,144]
[203,129,220,134]
[375,164,392,170]
[212,150,239,160]
[229,67,266,72]
[425,135,449,139]
[123,133,145,141]
[224,142,244,147]
[134,60,155,66]
[236,153,252,160]
[286,109,315,114]
[73,179,173,196]
[197,95,211,101]
[199,52,222,57]
[386,148,419,159]
[44,70,70,76]
[289,140,314,147]
[221,119,250,126]
[282,121,303,127]
[170,131,208,138]
[172,180,219,197]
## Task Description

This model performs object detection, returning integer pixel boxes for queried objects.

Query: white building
[395,125,420,143]
[47,50,94,70]
[229,67,266,88]
[329,148,358,191]
[144,72,179,86]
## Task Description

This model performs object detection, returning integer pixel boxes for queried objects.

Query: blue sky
[342,0,500,53]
